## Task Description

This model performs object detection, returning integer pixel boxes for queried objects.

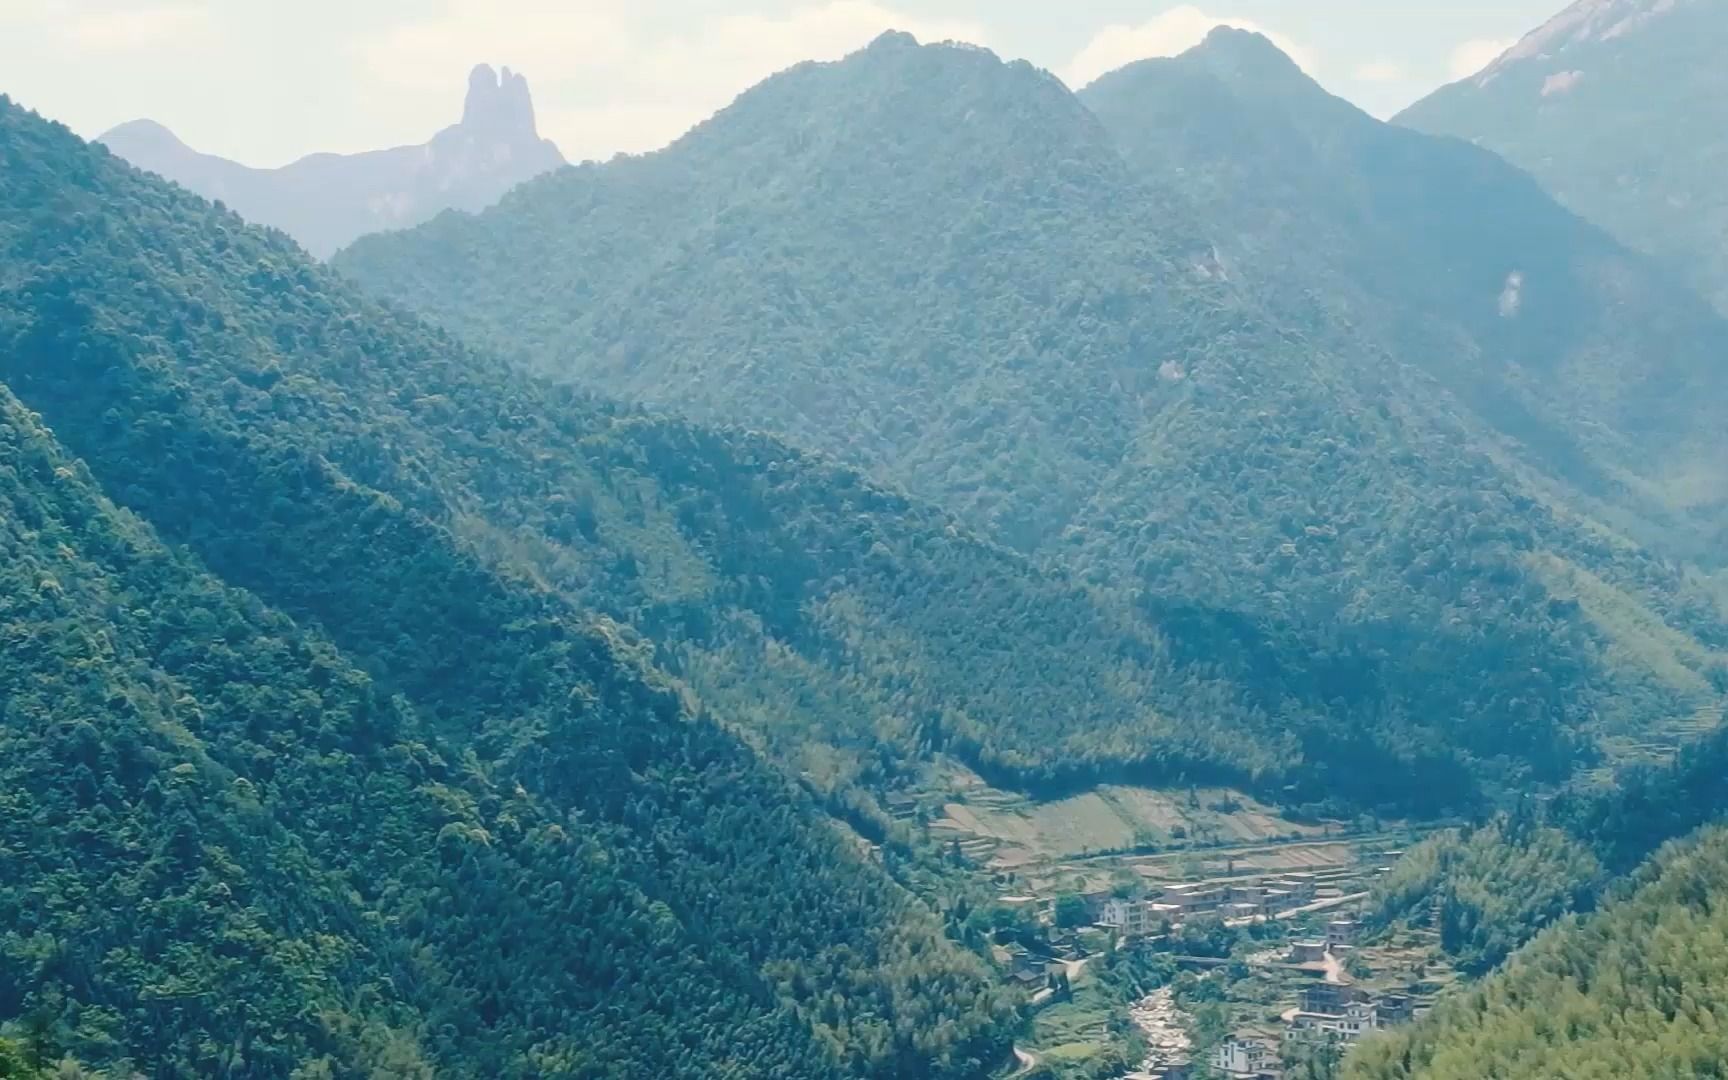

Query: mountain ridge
[0,91,1020,1078]
[98,64,565,257]
[336,32,1728,807]
[1082,27,1728,550]
[1399,0,1728,313]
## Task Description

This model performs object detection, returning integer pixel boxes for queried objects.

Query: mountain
[346,31,1181,551]
[6,99,1339,817]
[1346,824,1728,1079]
[1081,27,1728,554]
[1399,0,1728,313]
[335,33,1728,800]
[99,64,565,258]
[0,94,1022,1078]
[0,381,1001,1078]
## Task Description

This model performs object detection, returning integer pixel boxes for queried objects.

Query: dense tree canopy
[1083,28,1728,561]
[0,91,1279,813]
[1348,827,1728,1079]
[2,16,1725,1080]
[337,32,1728,811]
[1347,698,1728,1077]
[1367,819,1604,974]
[0,96,1018,1078]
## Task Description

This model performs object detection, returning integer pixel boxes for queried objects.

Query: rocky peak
[461,63,540,141]
[1196,27,1301,71]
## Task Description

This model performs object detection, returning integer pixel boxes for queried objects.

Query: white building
[1290,1001,1379,1044]
[1100,898,1157,936]
[1214,1035,1275,1077]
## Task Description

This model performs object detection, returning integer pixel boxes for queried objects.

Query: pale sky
[0,0,1564,167]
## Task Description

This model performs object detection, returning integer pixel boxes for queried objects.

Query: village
[878,768,1455,1078]
[998,859,1443,1078]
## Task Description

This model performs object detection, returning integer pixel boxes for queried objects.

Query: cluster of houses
[1207,981,1421,1079]
[1127,910,1418,1079]
[1003,944,1069,990]
[1285,917,1364,963]
[1287,982,1413,1041]
[1094,870,1342,936]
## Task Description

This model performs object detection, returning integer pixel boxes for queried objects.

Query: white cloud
[1061,5,1317,89]
[66,3,212,53]
[357,1,633,92]
[358,0,987,161]
[0,1,212,53]
[1353,59,1405,84]
[1448,37,1513,80]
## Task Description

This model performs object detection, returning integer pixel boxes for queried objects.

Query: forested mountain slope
[1366,819,1606,976]
[1346,825,1728,1079]
[343,30,1204,551]
[1400,0,1728,315]
[0,96,1018,1078]
[25,88,1459,817]
[1,92,1281,803]
[1366,699,1728,981]
[1081,28,1728,554]
[10,84,1632,816]
[0,388,1011,1077]
[336,34,1728,805]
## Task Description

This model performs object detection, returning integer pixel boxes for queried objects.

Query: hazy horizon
[3,0,1563,167]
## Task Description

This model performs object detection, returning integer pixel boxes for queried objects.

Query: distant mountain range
[1401,0,1728,313]
[337,28,1728,801]
[98,64,565,257]
[6,6,1728,1077]
[1082,27,1728,558]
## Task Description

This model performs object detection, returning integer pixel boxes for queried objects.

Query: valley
[3,1,1728,1077]
[978,818,1441,1078]
[340,25,1728,825]
[867,757,1453,1078]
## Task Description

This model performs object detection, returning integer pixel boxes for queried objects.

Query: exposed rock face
[99,64,565,257]
[462,63,538,137]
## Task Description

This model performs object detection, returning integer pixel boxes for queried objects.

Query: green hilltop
[337,31,1728,810]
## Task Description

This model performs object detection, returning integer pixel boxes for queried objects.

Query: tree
[1054,893,1091,929]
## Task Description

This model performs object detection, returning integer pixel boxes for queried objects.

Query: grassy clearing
[1528,552,1721,701]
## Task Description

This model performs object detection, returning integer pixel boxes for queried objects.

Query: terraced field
[1588,698,1727,789]
[925,767,1324,870]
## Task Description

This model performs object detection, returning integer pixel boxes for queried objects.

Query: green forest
[338,30,1728,817]
[0,93,1261,812]
[1327,705,1728,1079]
[3,11,1728,1080]
[1348,827,1728,1079]
[1357,704,1728,989]
[1,68,1632,832]
[1367,819,1604,974]
[0,98,1018,1078]
[1081,28,1728,562]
